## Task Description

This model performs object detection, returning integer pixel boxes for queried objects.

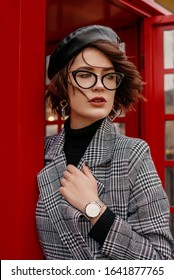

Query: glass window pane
[45,124,58,136]
[165,121,174,160]
[114,122,125,135]
[164,30,174,69]
[165,167,174,206]
[164,74,174,114]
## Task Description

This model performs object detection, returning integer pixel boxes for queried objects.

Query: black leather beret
[48,25,120,80]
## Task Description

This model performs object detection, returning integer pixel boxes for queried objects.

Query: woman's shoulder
[106,118,149,152]
[114,133,150,159]
[115,131,148,147]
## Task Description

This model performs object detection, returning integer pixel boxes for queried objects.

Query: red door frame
[143,15,174,214]
[0,0,46,259]
[143,15,174,166]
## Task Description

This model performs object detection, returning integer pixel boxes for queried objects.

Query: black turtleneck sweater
[64,118,104,166]
[64,118,115,245]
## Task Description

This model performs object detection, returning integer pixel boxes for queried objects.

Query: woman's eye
[105,74,116,80]
[77,72,92,78]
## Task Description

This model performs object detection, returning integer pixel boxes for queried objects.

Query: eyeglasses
[70,70,124,90]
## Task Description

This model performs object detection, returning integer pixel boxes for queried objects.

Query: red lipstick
[89,96,106,106]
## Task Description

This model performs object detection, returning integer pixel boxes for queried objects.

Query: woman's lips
[89,97,106,106]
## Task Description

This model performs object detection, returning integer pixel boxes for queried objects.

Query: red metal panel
[0,0,46,259]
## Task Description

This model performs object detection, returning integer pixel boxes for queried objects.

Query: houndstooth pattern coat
[36,117,174,259]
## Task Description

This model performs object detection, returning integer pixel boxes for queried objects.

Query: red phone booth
[0,0,173,259]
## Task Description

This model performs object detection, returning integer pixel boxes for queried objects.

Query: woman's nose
[92,76,104,90]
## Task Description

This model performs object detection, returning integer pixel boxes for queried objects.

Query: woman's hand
[60,163,99,213]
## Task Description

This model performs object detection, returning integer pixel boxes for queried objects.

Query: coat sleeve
[100,140,174,259]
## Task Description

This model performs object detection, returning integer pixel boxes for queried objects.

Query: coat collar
[45,117,121,169]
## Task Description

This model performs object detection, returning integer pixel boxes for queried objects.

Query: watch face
[85,202,101,218]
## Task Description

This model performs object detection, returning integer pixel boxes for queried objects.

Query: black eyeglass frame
[70,70,124,90]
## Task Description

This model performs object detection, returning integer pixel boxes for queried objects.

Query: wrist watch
[84,200,104,219]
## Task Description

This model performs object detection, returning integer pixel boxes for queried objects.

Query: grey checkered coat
[36,117,174,259]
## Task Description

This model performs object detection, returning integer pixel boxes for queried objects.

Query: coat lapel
[77,117,119,195]
[81,117,117,167]
[37,129,95,259]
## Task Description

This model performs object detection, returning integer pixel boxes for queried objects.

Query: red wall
[0,0,45,259]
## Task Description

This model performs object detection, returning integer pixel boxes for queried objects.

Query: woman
[36,25,174,259]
